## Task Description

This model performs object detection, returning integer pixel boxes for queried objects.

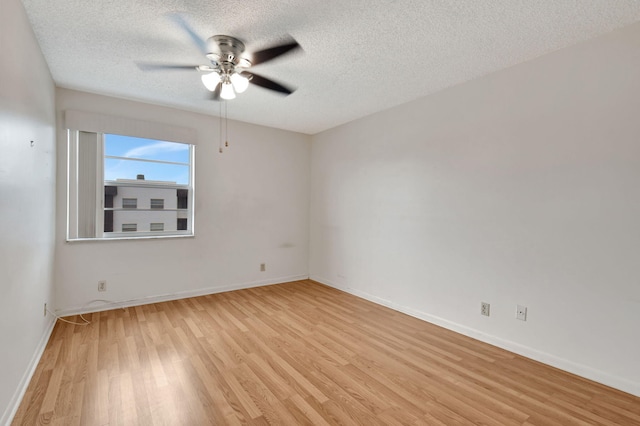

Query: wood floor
[13,280,640,425]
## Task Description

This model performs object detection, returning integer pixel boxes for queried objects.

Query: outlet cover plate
[481,302,490,317]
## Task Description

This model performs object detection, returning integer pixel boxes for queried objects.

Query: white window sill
[66,233,195,242]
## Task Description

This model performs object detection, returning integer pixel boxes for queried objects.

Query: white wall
[310,22,640,396]
[55,89,311,313]
[0,0,57,423]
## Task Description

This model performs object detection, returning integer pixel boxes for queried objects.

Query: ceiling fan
[138,14,301,100]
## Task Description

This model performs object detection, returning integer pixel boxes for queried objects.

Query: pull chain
[219,100,223,153]
[225,101,229,148]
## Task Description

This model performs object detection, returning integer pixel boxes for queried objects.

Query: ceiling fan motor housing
[206,35,251,71]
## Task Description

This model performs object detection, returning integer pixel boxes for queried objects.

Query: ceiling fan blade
[250,39,301,66]
[136,62,199,71]
[243,72,295,95]
[167,13,208,55]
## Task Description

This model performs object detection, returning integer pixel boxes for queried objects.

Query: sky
[104,134,190,185]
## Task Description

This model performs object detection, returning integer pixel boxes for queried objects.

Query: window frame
[66,130,195,241]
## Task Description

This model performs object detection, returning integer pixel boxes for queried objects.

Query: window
[67,131,194,240]
[122,198,137,209]
[150,198,164,209]
[150,223,164,231]
[177,189,188,209]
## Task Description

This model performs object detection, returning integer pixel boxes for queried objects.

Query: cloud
[123,141,189,158]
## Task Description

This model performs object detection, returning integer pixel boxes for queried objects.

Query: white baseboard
[55,274,310,317]
[310,275,640,398]
[2,316,56,426]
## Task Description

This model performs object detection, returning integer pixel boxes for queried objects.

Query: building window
[67,131,194,240]
[104,186,117,208]
[150,223,164,232]
[104,210,114,233]
[150,198,164,209]
[177,189,188,209]
[122,198,137,209]
[122,223,137,232]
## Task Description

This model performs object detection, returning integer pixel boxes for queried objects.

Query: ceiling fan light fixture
[201,72,221,91]
[220,81,236,100]
[230,72,249,93]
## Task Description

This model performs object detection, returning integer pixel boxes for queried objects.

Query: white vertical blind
[77,131,99,238]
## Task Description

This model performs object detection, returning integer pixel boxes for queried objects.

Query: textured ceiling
[20,0,640,134]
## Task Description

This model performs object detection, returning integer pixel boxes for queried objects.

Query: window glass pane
[104,158,189,185]
[105,134,190,163]
[122,223,137,232]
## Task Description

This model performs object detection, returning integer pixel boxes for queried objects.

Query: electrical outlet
[98,280,107,292]
[260,263,266,272]
[480,302,490,317]
[44,303,47,317]
[516,305,527,321]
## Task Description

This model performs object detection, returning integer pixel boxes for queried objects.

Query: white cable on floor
[46,307,90,326]
[46,299,128,326]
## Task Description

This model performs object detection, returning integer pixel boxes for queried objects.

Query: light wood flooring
[13,280,640,425]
